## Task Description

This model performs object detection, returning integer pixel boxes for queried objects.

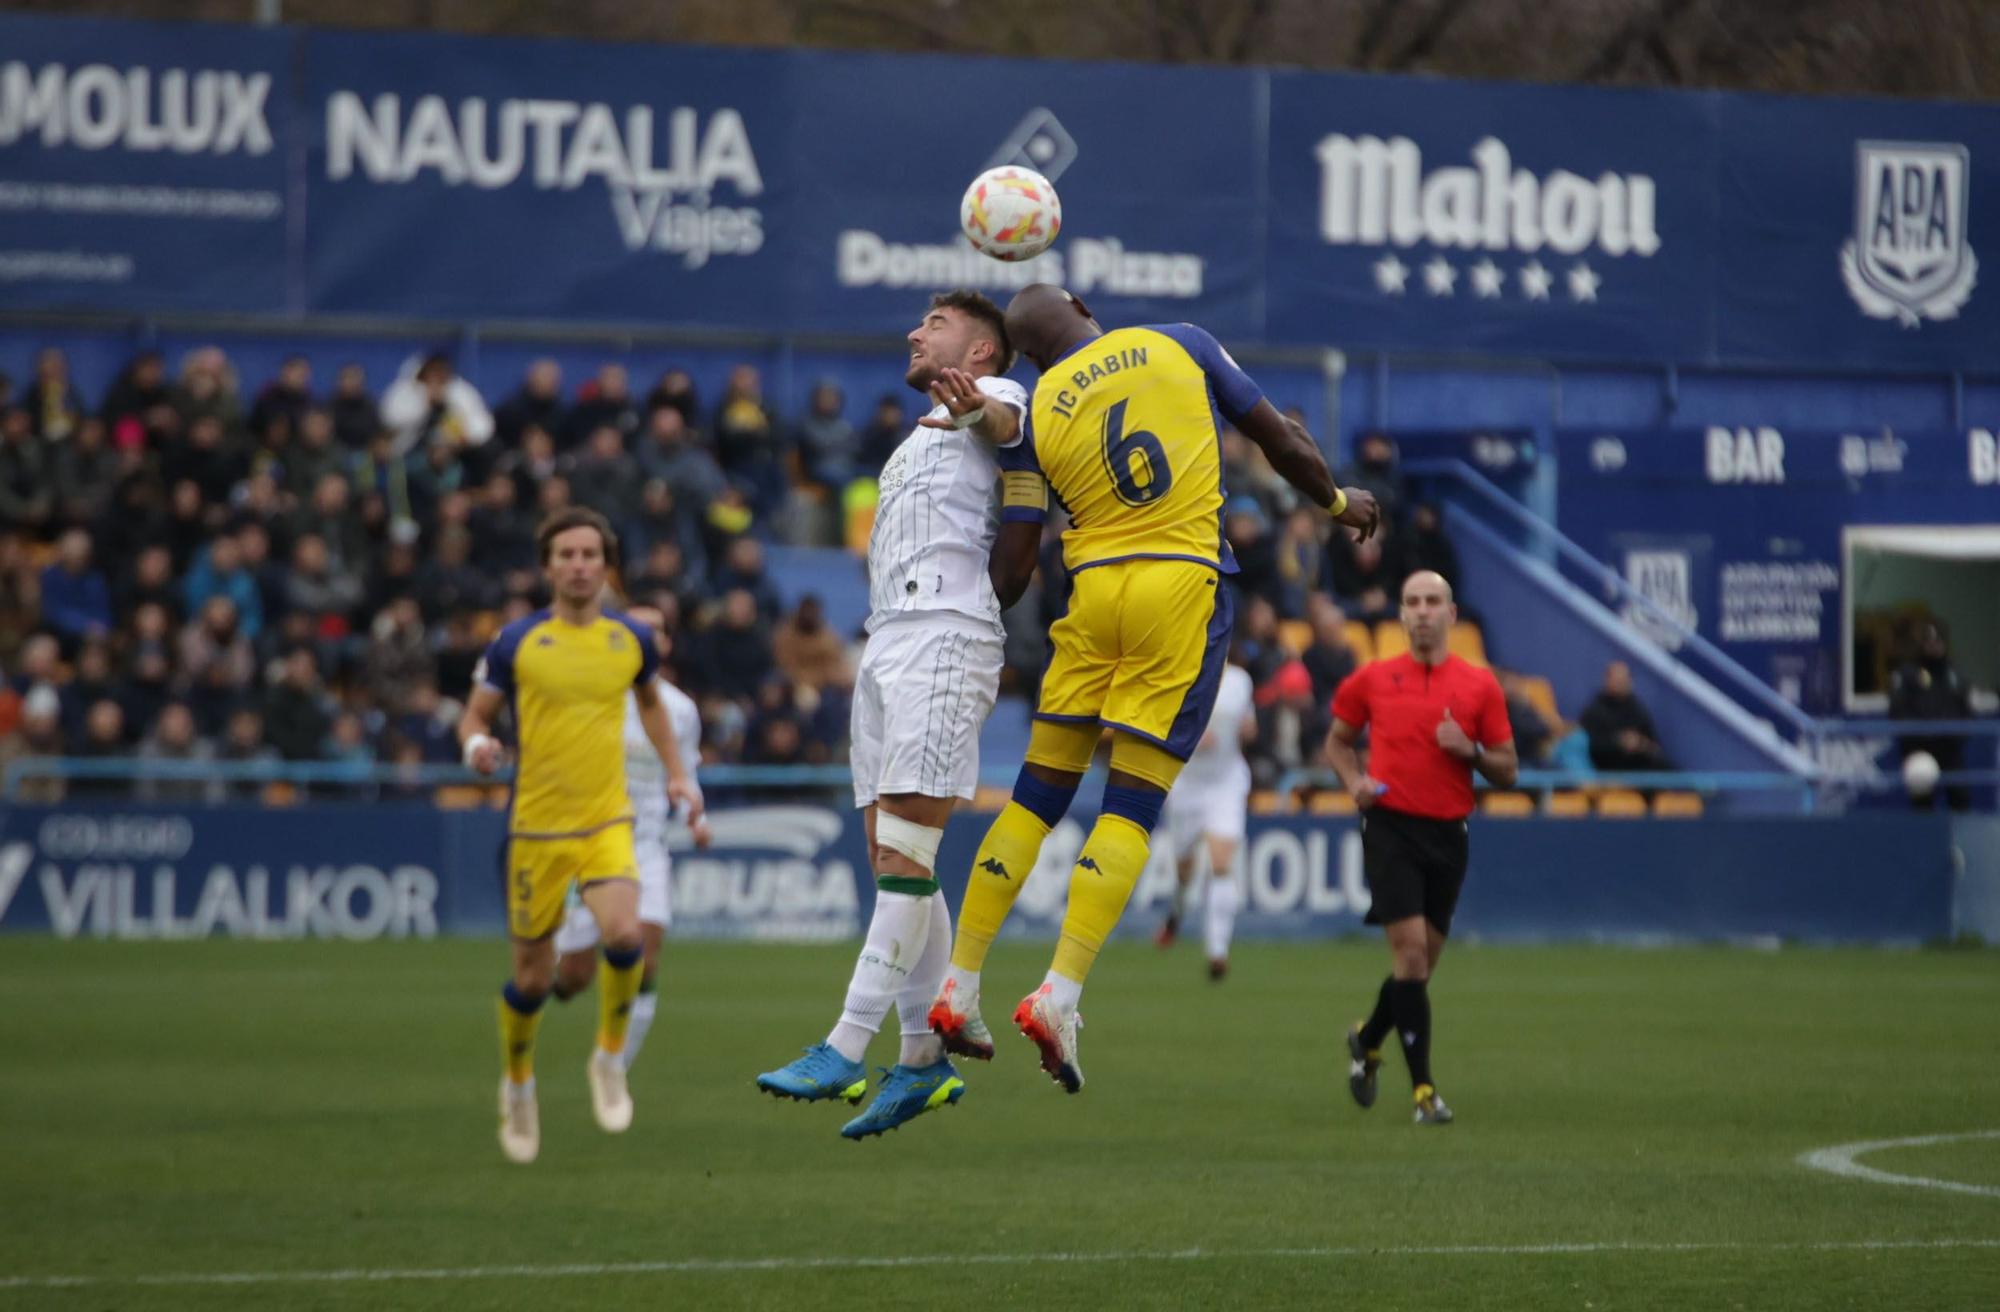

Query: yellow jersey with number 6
[1001,323,1266,575]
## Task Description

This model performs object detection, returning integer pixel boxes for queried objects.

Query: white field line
[3,1238,1999,1292]
[1798,1129,2000,1199]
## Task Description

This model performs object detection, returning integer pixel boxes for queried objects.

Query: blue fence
[0,799,1959,945]
[5,13,2000,368]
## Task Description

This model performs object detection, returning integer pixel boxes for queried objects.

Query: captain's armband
[1002,470,1048,522]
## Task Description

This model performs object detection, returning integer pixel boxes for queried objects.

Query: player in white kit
[551,603,708,1072]
[1154,659,1256,980]
[757,290,1044,1139]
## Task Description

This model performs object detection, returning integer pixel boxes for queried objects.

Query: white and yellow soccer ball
[959,166,1062,263]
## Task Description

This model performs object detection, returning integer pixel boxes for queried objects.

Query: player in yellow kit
[928,284,1379,1093]
[459,506,703,1163]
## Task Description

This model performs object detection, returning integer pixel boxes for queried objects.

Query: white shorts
[850,618,1002,808]
[553,812,672,954]
[1161,763,1251,862]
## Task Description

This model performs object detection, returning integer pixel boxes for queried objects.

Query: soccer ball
[960,166,1062,263]
[1902,750,1940,797]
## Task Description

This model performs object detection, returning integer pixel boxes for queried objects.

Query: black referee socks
[1359,975,1397,1052]
[1388,978,1434,1089]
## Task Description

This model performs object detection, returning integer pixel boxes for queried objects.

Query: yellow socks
[596,944,644,1056]
[951,802,1053,973]
[1050,813,1151,987]
[497,982,545,1084]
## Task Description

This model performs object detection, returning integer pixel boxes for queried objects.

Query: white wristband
[949,405,987,431]
[462,733,496,767]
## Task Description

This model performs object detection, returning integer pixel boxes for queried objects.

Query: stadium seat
[1653,791,1705,818]
[260,782,298,807]
[1373,621,1409,660]
[1596,789,1648,817]
[1342,620,1375,663]
[1249,789,1282,816]
[435,785,485,810]
[1278,619,1313,657]
[1447,622,1489,667]
[471,610,502,643]
[1518,675,1561,726]
[1308,791,1356,815]
[1480,791,1535,817]
[1544,790,1590,817]
[485,786,511,809]
[971,785,1012,813]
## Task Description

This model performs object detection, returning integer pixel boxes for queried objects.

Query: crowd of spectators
[0,345,897,797]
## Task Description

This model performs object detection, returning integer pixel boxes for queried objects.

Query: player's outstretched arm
[458,685,505,774]
[989,520,1042,610]
[634,680,704,822]
[918,367,1019,447]
[1236,399,1380,541]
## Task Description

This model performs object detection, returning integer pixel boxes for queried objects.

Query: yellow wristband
[1326,488,1348,518]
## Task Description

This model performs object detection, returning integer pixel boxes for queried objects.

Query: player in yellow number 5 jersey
[928,284,1379,1094]
[459,506,704,1163]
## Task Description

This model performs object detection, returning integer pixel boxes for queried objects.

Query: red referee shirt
[1330,652,1511,821]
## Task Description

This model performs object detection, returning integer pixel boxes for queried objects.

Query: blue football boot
[839,1059,966,1139]
[756,1043,868,1104]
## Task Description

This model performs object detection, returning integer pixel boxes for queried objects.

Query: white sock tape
[875,812,944,875]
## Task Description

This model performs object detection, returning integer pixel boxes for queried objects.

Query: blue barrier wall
[0,803,1954,945]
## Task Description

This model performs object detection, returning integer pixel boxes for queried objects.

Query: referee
[1324,570,1516,1125]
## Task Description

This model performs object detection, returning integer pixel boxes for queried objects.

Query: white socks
[1042,970,1083,1013]
[896,893,952,1067]
[620,990,658,1072]
[1205,874,1240,963]
[829,888,932,1063]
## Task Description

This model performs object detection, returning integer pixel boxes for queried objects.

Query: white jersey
[623,677,703,818]
[866,374,1029,639]
[1175,664,1255,793]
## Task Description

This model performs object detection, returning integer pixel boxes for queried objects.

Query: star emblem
[1518,260,1552,301]
[1373,253,1409,295]
[1567,262,1602,303]
[1421,256,1456,296]
[1468,258,1504,299]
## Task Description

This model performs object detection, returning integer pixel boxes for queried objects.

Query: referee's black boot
[1346,1023,1381,1109]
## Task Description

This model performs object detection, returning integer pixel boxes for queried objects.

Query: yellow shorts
[1036,558,1234,759]
[505,820,639,940]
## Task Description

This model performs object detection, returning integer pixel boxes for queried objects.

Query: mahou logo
[1840,140,1977,327]
[1314,134,1659,305]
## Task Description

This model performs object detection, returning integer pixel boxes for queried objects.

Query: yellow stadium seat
[1342,620,1375,664]
[435,784,486,810]
[1545,790,1590,817]
[1278,619,1313,657]
[471,610,502,643]
[1518,675,1561,726]
[1447,622,1488,667]
[260,782,298,808]
[1596,789,1647,818]
[485,786,512,809]
[1308,790,1357,816]
[1480,791,1535,817]
[1373,621,1410,660]
[1249,789,1283,816]
[845,502,876,555]
[1653,791,1705,818]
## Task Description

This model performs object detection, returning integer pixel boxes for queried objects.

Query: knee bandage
[875,812,945,875]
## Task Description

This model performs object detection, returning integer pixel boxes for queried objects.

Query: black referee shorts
[1360,806,1470,936]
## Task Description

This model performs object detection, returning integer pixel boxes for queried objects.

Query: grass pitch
[2,937,1996,1310]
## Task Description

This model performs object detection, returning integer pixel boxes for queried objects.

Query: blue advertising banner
[1712,92,2000,371]
[300,30,791,325]
[3,13,1999,369]
[0,15,292,313]
[1264,71,1717,361]
[785,52,1260,340]
[0,802,1954,945]
[1554,426,2000,712]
